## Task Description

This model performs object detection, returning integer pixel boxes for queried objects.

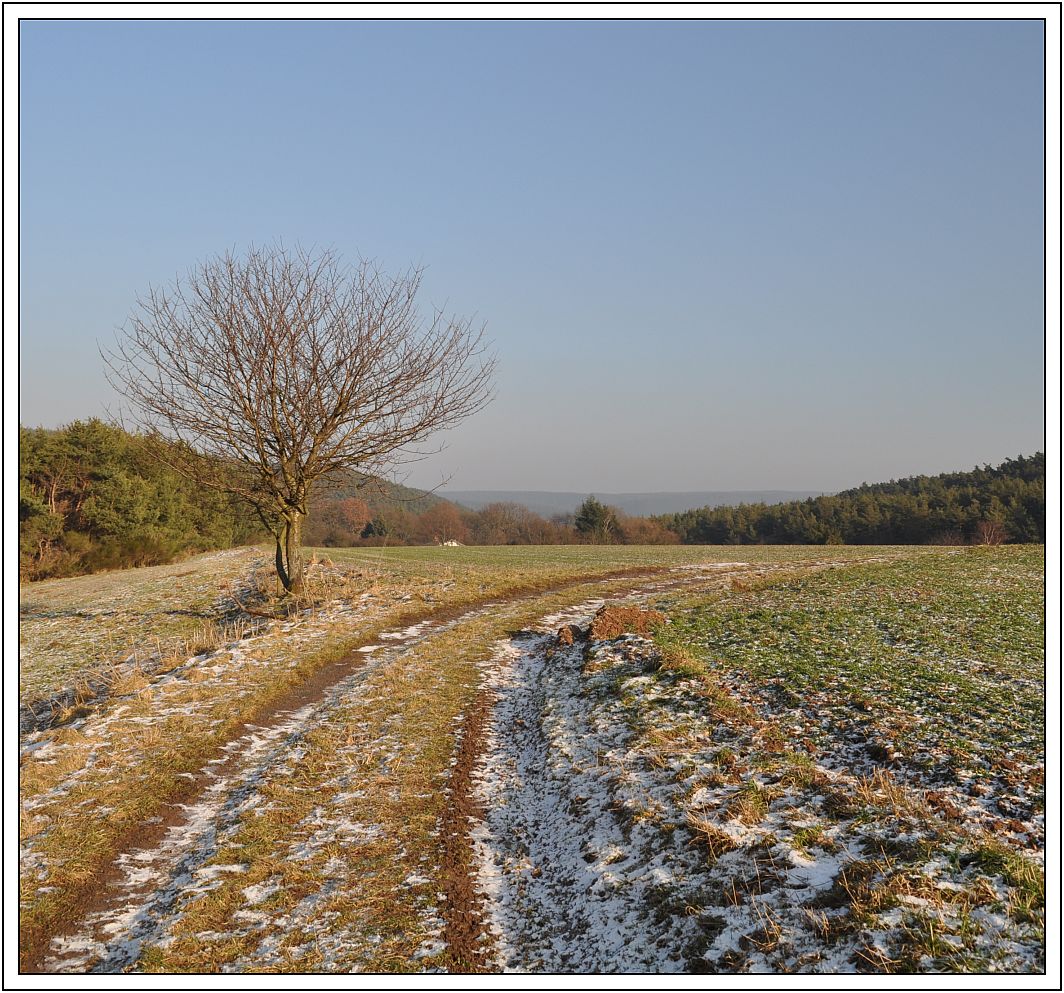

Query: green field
[658,546,1044,771]
[642,546,1044,970]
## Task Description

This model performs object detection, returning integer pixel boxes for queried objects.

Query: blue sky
[19,18,1046,491]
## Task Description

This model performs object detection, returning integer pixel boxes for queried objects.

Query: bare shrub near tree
[930,529,968,546]
[974,519,1007,546]
[616,514,680,545]
[105,244,494,594]
[305,496,372,547]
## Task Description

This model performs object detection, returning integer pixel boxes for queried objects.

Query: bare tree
[974,519,1007,546]
[105,244,494,594]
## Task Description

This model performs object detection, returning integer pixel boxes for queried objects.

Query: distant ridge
[442,490,827,517]
[322,470,448,515]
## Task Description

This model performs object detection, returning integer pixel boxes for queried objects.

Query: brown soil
[555,623,585,647]
[439,689,494,972]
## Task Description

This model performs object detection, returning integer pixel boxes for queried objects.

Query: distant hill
[318,470,448,516]
[442,490,826,518]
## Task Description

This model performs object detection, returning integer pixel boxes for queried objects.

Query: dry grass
[21,607,415,969]
[655,645,709,680]
[742,902,784,953]
[698,682,760,726]
[133,577,682,973]
[642,726,707,761]
[686,813,740,861]
[852,769,937,825]
[588,605,666,640]
[728,781,777,826]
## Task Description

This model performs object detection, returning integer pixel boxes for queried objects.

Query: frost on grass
[29,598,497,974]
[39,702,317,973]
[18,548,265,714]
[470,600,715,973]
[470,553,1044,975]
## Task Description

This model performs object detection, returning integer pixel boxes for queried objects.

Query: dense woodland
[19,422,1045,580]
[658,454,1045,546]
[18,421,458,580]
[19,421,261,580]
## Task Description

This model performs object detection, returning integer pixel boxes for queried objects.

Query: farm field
[18,544,1044,974]
[17,543,879,722]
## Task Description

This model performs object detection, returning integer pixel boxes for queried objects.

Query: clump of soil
[556,624,586,647]
[588,605,666,640]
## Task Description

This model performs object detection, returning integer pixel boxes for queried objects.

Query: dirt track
[27,560,879,974]
[24,563,715,973]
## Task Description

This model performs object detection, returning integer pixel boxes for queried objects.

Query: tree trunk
[274,510,306,595]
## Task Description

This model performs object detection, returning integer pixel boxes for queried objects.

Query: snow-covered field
[472,604,1043,972]
[471,605,714,972]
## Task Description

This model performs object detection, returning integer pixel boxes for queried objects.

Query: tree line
[20,423,1044,582]
[656,454,1045,546]
[308,492,679,547]
[19,420,261,580]
[18,422,673,580]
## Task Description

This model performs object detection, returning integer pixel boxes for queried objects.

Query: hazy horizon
[19,19,1046,492]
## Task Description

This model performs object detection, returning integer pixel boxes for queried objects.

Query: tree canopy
[105,244,495,593]
[19,420,259,579]
[574,496,620,543]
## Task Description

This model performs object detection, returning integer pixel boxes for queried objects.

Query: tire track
[24,566,675,973]
[29,558,851,973]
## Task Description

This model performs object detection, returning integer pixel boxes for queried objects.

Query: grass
[635,544,1045,971]
[18,542,856,708]
[19,541,1043,974]
[656,546,1044,773]
[19,541,915,733]
[130,577,708,973]
[323,542,895,570]
[22,545,804,971]
[17,547,281,718]
[18,555,243,697]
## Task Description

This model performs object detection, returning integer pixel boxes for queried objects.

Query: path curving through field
[38,608,471,973]
[26,562,762,974]
[27,557,952,974]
